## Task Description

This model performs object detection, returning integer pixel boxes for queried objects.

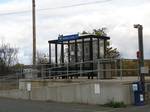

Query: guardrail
[21,58,149,80]
[0,58,149,81]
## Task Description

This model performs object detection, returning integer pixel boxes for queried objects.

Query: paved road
[0,98,150,112]
[111,105,150,112]
[0,98,112,112]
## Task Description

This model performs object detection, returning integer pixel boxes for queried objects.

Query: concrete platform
[18,76,150,89]
[0,76,150,105]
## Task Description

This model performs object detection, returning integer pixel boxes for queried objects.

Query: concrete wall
[0,80,132,105]
[0,89,29,100]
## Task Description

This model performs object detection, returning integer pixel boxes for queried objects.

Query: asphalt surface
[0,98,150,112]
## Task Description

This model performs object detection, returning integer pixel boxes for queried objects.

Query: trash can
[132,81,145,106]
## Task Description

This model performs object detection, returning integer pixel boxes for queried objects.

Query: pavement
[0,98,150,112]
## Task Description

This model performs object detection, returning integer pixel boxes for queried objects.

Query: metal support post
[61,42,64,65]
[97,38,100,59]
[134,24,145,103]
[80,62,82,77]
[120,59,123,80]
[115,60,117,77]
[68,41,70,63]
[67,63,69,79]
[41,65,44,78]
[49,43,51,65]
[103,40,107,78]
[97,60,100,79]
[32,0,36,65]
[55,43,58,66]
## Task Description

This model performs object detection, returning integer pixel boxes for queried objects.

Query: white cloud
[0,0,150,64]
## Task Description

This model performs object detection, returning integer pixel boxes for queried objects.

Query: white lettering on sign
[141,67,149,74]
[27,83,31,91]
[140,94,144,102]
[132,84,138,91]
[94,84,100,94]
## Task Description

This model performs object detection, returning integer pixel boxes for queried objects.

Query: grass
[103,100,126,108]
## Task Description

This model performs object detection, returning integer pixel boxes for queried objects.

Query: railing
[20,58,149,80]
[0,58,149,90]
[0,58,149,81]
[0,74,19,90]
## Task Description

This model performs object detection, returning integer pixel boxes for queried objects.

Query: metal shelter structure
[48,34,110,64]
[48,34,110,79]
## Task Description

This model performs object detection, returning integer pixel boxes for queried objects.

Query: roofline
[48,34,110,44]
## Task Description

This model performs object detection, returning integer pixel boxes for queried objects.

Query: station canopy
[48,34,110,44]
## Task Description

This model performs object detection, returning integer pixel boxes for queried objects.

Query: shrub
[103,100,126,108]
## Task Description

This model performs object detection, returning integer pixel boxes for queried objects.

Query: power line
[39,0,112,11]
[0,0,112,16]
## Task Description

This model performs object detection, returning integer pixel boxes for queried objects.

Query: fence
[0,58,150,90]
[0,66,22,90]
[21,59,150,80]
[0,74,19,90]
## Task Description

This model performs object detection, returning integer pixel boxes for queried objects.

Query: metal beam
[97,38,100,59]
[89,37,93,60]
[89,37,93,79]
[55,43,58,66]
[104,40,107,58]
[75,39,78,62]
[49,43,51,65]
[103,40,107,78]
[82,38,85,62]
[68,41,70,63]
[61,42,64,64]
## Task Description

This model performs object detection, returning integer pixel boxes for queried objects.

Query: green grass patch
[103,101,126,108]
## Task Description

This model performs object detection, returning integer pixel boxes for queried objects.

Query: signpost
[134,24,145,104]
[58,34,79,42]
[94,84,100,94]
[27,83,32,100]
[136,51,140,59]
[27,83,31,92]
[141,67,149,74]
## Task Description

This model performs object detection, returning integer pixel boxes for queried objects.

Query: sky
[0,0,150,64]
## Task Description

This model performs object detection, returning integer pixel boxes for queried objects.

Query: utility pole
[134,24,145,102]
[32,0,36,65]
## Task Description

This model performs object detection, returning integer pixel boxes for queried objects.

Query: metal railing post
[80,61,82,77]
[114,59,117,77]
[67,63,69,79]
[41,65,44,79]
[120,59,123,80]
[97,59,100,79]
[49,68,51,79]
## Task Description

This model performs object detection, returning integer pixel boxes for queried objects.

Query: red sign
[137,51,141,58]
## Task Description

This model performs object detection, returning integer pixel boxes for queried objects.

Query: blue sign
[58,34,79,42]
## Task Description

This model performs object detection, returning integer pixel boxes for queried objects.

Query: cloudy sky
[0,0,150,64]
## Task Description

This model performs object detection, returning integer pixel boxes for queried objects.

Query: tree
[82,28,120,59]
[36,51,48,64]
[0,42,18,75]
[82,28,107,36]
[36,51,49,78]
[105,46,120,59]
[63,28,120,65]
[92,28,107,36]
